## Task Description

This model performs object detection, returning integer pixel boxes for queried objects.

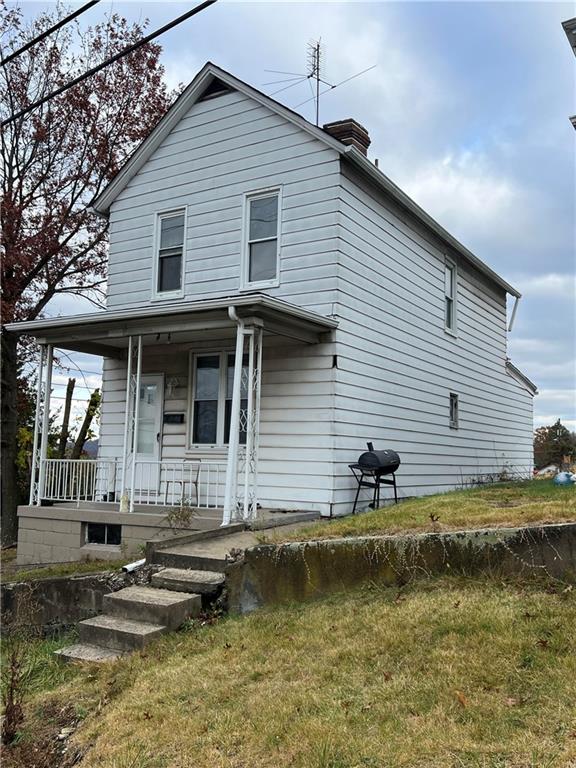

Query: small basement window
[85,522,122,546]
[449,393,459,429]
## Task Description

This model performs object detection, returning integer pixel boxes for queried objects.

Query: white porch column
[128,335,143,513]
[29,345,46,504]
[36,344,53,505]
[119,336,133,508]
[222,319,245,525]
[242,326,263,521]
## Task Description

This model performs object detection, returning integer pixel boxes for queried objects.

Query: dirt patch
[2,701,87,768]
[489,500,525,508]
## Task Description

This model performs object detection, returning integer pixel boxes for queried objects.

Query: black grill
[349,442,401,513]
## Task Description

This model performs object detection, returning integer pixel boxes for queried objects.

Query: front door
[133,374,164,496]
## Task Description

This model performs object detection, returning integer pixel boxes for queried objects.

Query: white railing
[42,459,119,504]
[131,459,225,509]
[40,458,226,510]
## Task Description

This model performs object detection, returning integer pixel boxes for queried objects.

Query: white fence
[41,458,226,509]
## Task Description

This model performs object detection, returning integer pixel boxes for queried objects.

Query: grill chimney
[323,118,371,156]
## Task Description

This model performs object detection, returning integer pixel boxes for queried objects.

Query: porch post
[242,325,263,521]
[29,345,46,504]
[222,320,245,525]
[119,336,133,507]
[129,335,143,513]
[37,344,53,505]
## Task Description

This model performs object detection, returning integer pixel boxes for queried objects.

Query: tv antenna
[263,41,376,127]
[307,39,322,126]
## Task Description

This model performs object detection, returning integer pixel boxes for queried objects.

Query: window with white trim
[449,392,459,429]
[156,210,185,295]
[189,352,248,446]
[242,190,280,287]
[444,261,457,331]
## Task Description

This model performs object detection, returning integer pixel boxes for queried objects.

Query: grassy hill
[6,576,576,768]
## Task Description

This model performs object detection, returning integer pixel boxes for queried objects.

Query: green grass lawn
[271,480,576,545]
[7,577,574,768]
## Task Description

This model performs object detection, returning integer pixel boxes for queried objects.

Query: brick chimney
[322,119,371,156]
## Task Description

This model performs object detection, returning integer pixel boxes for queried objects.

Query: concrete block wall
[16,505,190,566]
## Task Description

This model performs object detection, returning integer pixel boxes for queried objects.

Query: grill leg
[352,481,361,515]
[393,474,398,504]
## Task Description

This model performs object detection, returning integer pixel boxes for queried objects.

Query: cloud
[401,150,519,238]
[514,273,576,301]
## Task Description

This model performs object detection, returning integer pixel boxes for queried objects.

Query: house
[7,63,537,565]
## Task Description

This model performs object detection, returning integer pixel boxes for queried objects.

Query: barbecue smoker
[348,443,401,514]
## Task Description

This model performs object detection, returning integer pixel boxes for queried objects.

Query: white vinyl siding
[330,162,533,514]
[106,90,339,314]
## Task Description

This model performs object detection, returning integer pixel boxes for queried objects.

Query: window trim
[240,186,282,291]
[187,350,248,450]
[444,257,458,336]
[151,207,187,301]
[449,392,459,429]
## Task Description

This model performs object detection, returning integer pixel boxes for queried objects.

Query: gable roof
[91,62,520,298]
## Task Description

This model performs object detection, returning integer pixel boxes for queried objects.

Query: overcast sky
[15,0,576,432]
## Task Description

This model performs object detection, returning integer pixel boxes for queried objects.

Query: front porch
[12,295,337,562]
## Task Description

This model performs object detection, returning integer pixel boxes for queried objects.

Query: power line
[1,0,217,127]
[1,0,101,67]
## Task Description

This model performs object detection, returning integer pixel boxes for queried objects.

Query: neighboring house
[7,63,536,565]
[562,17,576,128]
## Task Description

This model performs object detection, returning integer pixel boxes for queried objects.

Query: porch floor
[40,501,320,531]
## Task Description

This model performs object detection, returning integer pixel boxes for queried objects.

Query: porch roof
[5,294,338,356]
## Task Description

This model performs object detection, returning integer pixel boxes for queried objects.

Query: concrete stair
[78,614,168,652]
[151,548,228,572]
[57,563,226,662]
[103,585,201,630]
[151,568,225,595]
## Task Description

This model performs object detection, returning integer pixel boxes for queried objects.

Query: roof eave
[342,147,522,299]
[505,360,538,395]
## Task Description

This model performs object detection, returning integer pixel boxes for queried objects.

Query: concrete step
[152,549,228,572]
[103,585,201,630]
[55,643,125,663]
[78,614,167,651]
[151,568,225,595]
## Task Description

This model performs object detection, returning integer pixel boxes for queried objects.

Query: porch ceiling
[5,294,338,357]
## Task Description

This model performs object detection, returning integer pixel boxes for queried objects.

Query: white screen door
[133,374,164,495]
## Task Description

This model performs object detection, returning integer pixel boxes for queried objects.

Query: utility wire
[1,0,101,67]
[1,0,217,127]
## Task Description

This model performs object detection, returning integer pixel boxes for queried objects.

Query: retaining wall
[227,523,576,613]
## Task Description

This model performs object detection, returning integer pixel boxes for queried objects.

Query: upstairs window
[242,190,280,287]
[444,261,457,332]
[156,210,185,296]
[449,392,459,429]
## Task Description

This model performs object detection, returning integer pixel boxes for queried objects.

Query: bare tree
[1,3,176,543]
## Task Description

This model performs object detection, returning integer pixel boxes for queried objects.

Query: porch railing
[40,458,226,510]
